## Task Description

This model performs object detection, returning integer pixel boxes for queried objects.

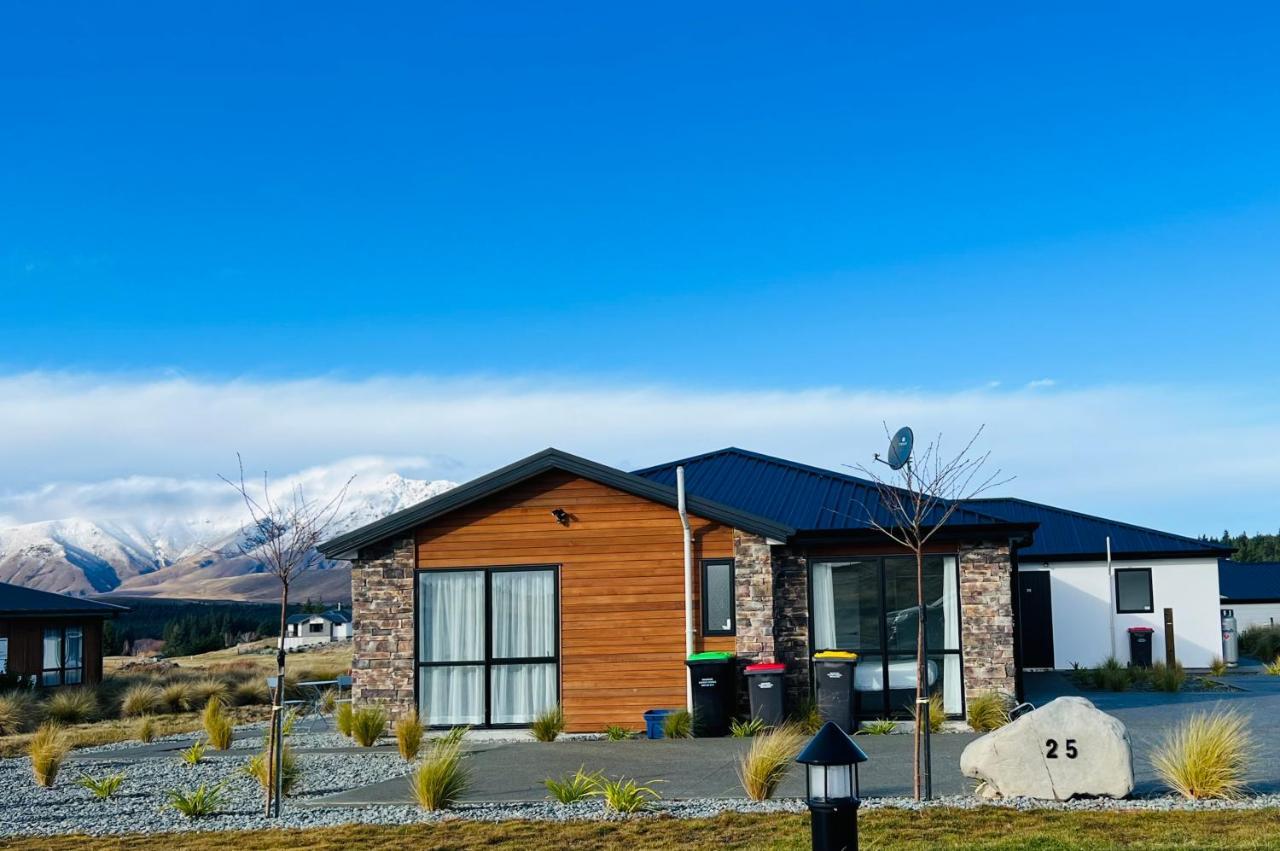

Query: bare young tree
[222,455,353,817]
[854,425,1011,801]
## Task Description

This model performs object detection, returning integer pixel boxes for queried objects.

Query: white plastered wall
[1020,556,1222,669]
[1230,603,1280,632]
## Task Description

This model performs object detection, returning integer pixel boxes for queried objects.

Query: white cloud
[1025,378,1056,389]
[0,372,1275,536]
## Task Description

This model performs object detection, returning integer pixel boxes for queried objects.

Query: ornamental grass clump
[662,709,693,740]
[1241,625,1280,663]
[44,687,99,724]
[232,680,269,707]
[76,771,125,799]
[0,691,38,735]
[120,684,164,718]
[604,725,633,741]
[1209,657,1229,677]
[595,776,662,813]
[409,739,469,810]
[201,698,234,750]
[1095,656,1133,692]
[180,740,207,766]
[967,692,1011,733]
[860,718,897,735]
[914,693,945,733]
[350,706,388,747]
[189,678,230,708]
[738,723,804,801]
[530,705,565,742]
[1264,656,1280,677]
[28,723,70,787]
[246,745,302,796]
[792,698,824,735]
[160,681,195,713]
[440,724,470,746]
[730,717,766,738]
[1151,661,1187,693]
[166,782,227,819]
[1152,709,1252,800]
[335,702,354,737]
[395,710,424,760]
[135,715,157,743]
[545,765,602,803]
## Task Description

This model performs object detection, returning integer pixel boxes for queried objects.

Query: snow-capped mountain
[0,474,456,601]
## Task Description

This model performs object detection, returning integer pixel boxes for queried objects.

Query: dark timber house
[0,581,126,687]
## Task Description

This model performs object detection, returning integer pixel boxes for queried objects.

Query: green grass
[595,776,662,813]
[12,809,1280,849]
[729,717,766,738]
[544,765,602,803]
[603,725,633,741]
[179,740,207,766]
[350,706,388,747]
[860,718,898,735]
[440,725,470,746]
[76,771,125,799]
[529,705,565,743]
[166,782,227,819]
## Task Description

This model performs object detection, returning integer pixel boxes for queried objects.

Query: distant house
[0,581,126,687]
[281,608,353,651]
[1219,560,1280,631]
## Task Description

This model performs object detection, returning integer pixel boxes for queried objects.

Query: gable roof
[0,582,128,618]
[286,610,350,625]
[967,497,1231,561]
[1219,560,1280,603]
[631,447,1020,534]
[318,448,795,557]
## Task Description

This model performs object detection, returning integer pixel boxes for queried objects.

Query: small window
[309,621,325,634]
[701,559,735,636]
[1115,568,1154,614]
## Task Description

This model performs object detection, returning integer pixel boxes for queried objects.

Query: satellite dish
[887,427,913,470]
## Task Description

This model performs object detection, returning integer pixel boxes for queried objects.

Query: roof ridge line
[968,496,1219,549]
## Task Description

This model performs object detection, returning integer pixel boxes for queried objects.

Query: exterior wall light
[796,720,869,851]
[551,508,570,525]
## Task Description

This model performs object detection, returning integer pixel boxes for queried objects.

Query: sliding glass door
[417,566,558,727]
[811,555,962,717]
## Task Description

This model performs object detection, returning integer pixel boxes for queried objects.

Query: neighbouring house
[317,447,1230,732]
[1219,560,1280,631]
[281,608,353,651]
[0,581,126,687]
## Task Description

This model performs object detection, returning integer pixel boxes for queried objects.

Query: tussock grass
[28,723,71,787]
[76,771,125,799]
[1264,655,1280,676]
[738,724,804,801]
[1151,661,1187,692]
[246,745,302,796]
[202,698,234,750]
[136,715,157,743]
[350,706,388,747]
[0,691,38,735]
[1209,656,1229,677]
[730,717,766,738]
[120,684,165,718]
[1153,708,1253,800]
[967,692,1011,733]
[232,679,270,706]
[596,776,661,813]
[791,698,823,735]
[166,782,227,819]
[1241,625,1280,663]
[440,725,470,746]
[408,739,469,810]
[335,702,354,737]
[529,705,564,743]
[44,687,99,724]
[545,765,602,803]
[395,710,424,760]
[914,692,945,733]
[662,709,693,740]
[160,681,195,713]
[190,678,230,707]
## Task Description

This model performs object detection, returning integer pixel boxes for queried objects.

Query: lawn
[7,809,1280,850]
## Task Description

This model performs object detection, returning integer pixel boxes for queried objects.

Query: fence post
[1163,608,1176,667]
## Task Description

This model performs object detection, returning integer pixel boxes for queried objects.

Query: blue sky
[0,3,1278,534]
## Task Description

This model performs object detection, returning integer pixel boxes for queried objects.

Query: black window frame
[41,625,84,687]
[1114,567,1154,614]
[700,558,736,637]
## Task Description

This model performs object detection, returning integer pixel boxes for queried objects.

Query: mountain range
[0,474,456,603]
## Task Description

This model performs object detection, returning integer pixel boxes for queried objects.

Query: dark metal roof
[967,497,1230,561]
[1219,560,1280,603]
[287,610,350,625]
[631,447,1018,534]
[0,582,128,617]
[318,448,795,557]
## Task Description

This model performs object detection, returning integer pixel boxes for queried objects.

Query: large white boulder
[959,696,1133,800]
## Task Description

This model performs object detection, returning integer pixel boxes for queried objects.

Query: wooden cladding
[415,470,733,731]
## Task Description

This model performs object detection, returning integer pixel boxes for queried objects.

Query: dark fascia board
[1026,548,1231,564]
[317,447,795,558]
[0,609,121,619]
[1221,597,1280,604]
[789,522,1038,548]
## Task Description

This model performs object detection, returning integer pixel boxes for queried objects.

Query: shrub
[320,688,338,714]
[860,718,897,735]
[441,725,470,746]
[135,715,157,743]
[160,681,195,713]
[604,725,633,741]
[120,684,164,718]
[76,771,125,799]
[738,724,804,801]
[912,693,945,733]
[350,706,388,747]
[166,782,227,818]
[335,702,354,737]
[1209,657,1229,677]
[663,709,693,740]
[189,678,230,707]
[1265,656,1280,677]
[967,692,1011,732]
[545,765,602,803]
[530,705,565,743]
[409,740,469,810]
[1095,656,1133,692]
[595,776,661,813]
[180,740,207,766]
[730,717,766,738]
[1241,625,1280,663]
[792,698,823,735]
[245,745,302,796]
[231,679,269,706]
[1153,709,1251,799]
[44,687,99,724]
[0,691,38,735]
[28,723,70,787]
[395,710,424,761]
[202,698,234,750]
[1151,661,1187,693]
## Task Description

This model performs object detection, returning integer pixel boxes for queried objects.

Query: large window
[811,556,962,717]
[417,567,558,727]
[42,626,83,686]
[701,559,735,636]
[1115,568,1154,614]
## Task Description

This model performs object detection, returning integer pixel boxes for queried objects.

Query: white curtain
[42,628,61,686]
[491,663,556,724]
[941,556,962,714]
[419,571,486,726]
[811,562,836,650]
[420,666,484,726]
[65,627,83,685]
[490,570,556,724]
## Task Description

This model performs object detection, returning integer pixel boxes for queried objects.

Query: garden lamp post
[796,721,869,851]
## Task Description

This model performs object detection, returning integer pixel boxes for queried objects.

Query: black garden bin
[685,651,736,736]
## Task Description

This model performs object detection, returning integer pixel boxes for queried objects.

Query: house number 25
[1045,739,1078,759]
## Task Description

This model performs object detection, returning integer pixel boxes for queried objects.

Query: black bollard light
[796,721,869,851]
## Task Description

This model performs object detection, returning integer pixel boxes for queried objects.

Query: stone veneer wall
[958,540,1017,705]
[349,535,417,719]
[733,531,774,664]
[772,549,811,707]
[731,532,812,706]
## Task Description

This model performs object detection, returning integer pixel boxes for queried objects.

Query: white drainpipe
[1106,536,1116,660]
[677,466,694,712]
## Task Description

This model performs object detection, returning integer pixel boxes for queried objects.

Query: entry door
[1017,571,1055,669]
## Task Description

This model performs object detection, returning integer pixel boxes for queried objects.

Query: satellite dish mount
[875,426,914,471]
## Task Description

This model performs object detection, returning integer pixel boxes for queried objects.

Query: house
[281,608,353,651]
[1218,560,1280,631]
[317,447,1228,732]
[0,581,126,687]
